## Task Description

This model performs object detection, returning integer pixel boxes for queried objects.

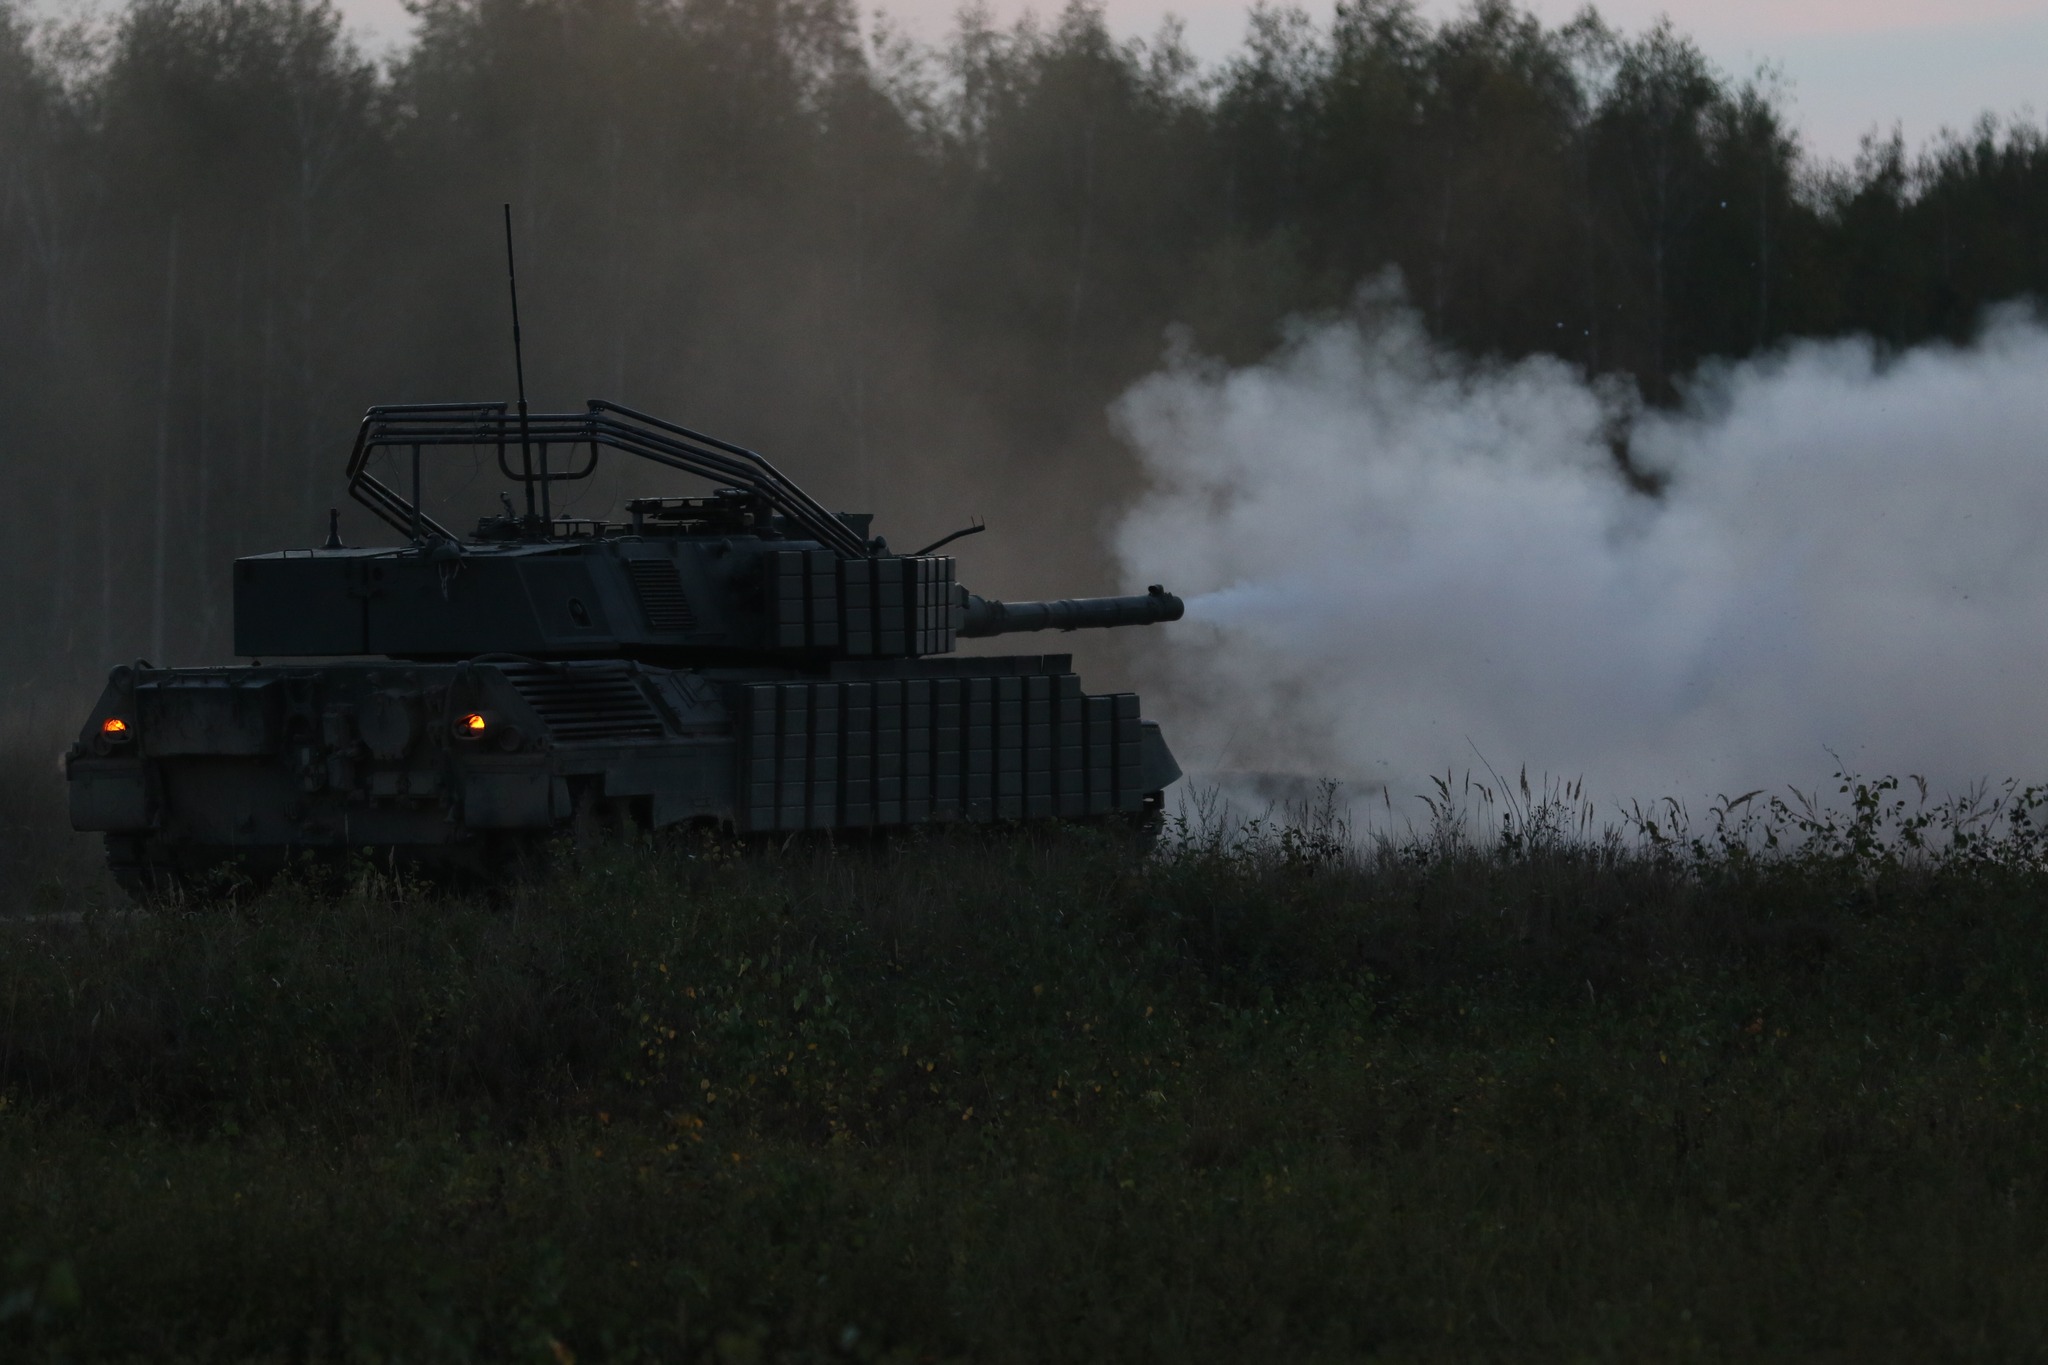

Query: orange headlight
[101,717,130,737]
[460,712,488,734]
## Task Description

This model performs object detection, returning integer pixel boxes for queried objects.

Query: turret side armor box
[765,551,957,656]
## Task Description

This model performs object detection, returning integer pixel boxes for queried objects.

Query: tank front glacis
[70,657,737,892]
[67,399,1185,894]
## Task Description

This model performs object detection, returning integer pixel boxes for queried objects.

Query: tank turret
[231,402,1180,667]
[67,399,1185,899]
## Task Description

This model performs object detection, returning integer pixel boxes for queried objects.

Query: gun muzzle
[958,584,1184,637]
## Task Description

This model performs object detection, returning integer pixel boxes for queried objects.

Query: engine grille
[626,559,696,631]
[499,662,668,742]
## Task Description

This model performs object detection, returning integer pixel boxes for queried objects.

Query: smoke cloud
[1111,285,2048,810]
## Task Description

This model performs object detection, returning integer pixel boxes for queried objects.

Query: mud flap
[1137,721,1182,796]
[69,760,152,831]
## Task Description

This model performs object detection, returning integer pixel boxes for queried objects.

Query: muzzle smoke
[1112,285,2048,812]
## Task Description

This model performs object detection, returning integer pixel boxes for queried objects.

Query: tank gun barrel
[958,584,1184,637]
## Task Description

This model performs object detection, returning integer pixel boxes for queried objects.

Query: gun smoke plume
[1112,284,2048,812]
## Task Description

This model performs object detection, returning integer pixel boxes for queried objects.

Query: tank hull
[68,653,1180,895]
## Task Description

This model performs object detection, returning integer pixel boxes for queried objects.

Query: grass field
[4,747,2048,1362]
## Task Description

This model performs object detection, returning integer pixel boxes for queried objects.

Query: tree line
[1,0,2043,690]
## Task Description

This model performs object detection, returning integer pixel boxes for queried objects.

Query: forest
[1,0,2045,694]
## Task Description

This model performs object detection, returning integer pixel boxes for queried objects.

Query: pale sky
[313,0,2045,164]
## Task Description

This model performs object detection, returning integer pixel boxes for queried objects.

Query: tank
[65,400,1185,898]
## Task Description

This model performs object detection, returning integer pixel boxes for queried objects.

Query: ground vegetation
[4,762,2048,1359]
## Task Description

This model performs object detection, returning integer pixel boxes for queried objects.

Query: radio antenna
[503,203,537,526]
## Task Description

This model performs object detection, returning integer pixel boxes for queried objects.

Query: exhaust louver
[500,662,667,741]
[627,559,696,632]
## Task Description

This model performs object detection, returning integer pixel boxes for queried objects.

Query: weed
[4,771,2048,1359]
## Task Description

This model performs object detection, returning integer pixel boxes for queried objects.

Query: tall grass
[0,719,114,914]
[4,778,2048,1359]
